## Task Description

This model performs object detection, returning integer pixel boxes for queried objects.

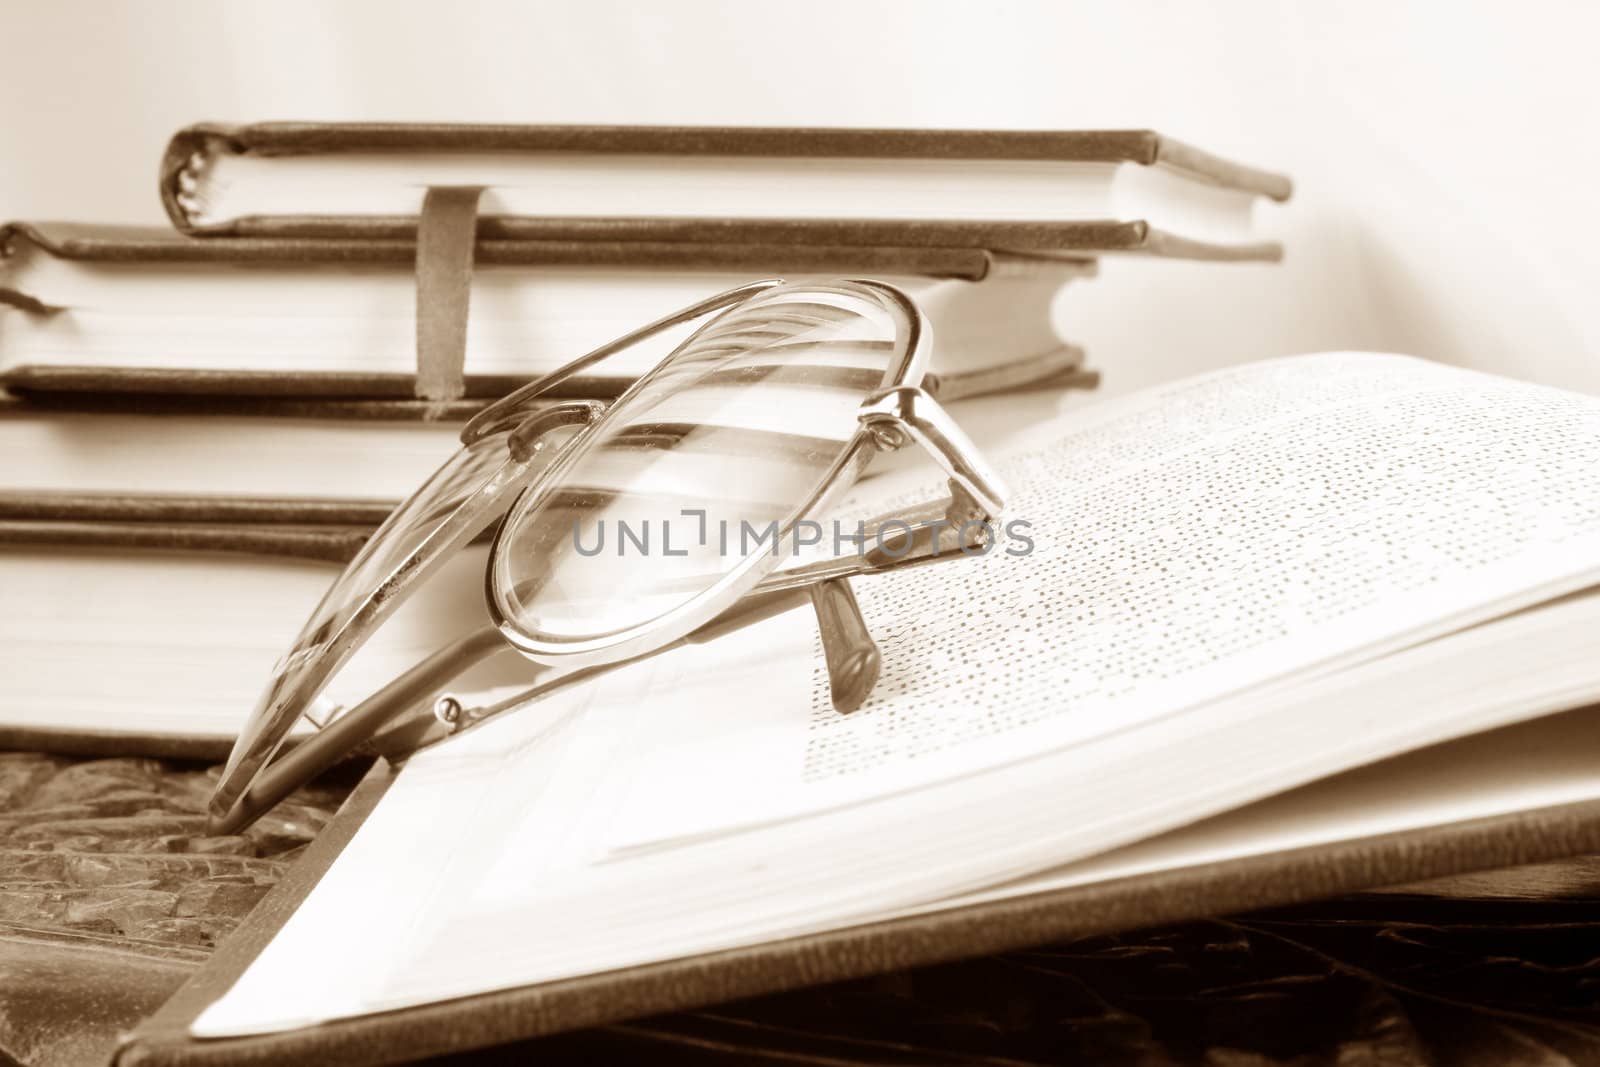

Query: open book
[179,352,1600,1043]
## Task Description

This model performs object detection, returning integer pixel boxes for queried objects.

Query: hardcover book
[159,123,1290,256]
[0,222,1091,394]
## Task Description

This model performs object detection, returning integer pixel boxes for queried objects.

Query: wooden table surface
[3,752,1598,1067]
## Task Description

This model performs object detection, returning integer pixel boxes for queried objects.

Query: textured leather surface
[0,755,347,945]
[0,754,358,1067]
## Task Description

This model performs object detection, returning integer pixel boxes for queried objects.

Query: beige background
[2,0,1595,392]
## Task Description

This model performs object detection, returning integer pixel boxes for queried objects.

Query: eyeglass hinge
[505,399,608,463]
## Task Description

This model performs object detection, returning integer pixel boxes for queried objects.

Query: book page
[604,351,1600,846]
[909,701,1600,917]
[200,152,1254,228]
[189,650,680,1035]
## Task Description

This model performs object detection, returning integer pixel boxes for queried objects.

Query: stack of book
[0,122,1290,754]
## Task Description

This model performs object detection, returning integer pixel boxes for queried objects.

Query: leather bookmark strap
[414,186,486,404]
[0,287,63,314]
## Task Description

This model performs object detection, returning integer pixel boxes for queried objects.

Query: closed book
[0,393,465,499]
[0,222,1091,394]
[0,531,546,759]
[0,479,525,756]
[160,123,1289,257]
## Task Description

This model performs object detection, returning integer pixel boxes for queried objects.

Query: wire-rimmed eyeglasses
[210,278,1081,833]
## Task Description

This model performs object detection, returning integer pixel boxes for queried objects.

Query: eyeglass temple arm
[809,578,880,712]
[207,627,507,836]
[799,386,1012,711]
[924,345,1095,403]
[778,388,1011,718]
[210,579,877,836]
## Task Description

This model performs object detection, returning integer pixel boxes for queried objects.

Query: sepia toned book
[159,123,1290,255]
[0,221,1093,396]
[114,352,1600,1065]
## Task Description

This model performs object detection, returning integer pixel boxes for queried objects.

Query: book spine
[0,492,397,526]
[223,122,1165,159]
[0,519,373,563]
[160,126,216,233]
[0,368,636,410]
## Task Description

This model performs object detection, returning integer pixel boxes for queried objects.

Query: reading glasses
[211,279,1063,833]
